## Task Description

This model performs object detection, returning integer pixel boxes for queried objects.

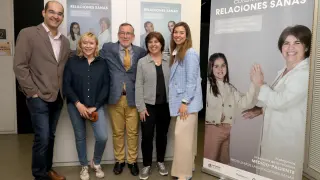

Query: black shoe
[113,162,125,175]
[128,162,139,176]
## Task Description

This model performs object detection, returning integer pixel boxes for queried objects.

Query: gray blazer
[13,24,70,102]
[135,54,170,112]
[100,42,147,106]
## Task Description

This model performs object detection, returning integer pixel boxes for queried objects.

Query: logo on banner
[208,163,221,171]
[236,170,249,179]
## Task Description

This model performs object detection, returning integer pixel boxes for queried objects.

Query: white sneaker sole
[139,175,149,180]
[95,174,104,179]
[159,171,169,176]
[80,176,89,180]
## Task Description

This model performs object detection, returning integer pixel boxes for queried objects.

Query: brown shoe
[48,170,66,180]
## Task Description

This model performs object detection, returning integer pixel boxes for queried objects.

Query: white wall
[47,0,201,166]
[0,0,17,134]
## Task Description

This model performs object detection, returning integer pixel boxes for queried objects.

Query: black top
[63,55,109,110]
[155,64,167,104]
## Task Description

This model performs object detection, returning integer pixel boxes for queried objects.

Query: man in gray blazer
[13,1,70,180]
[100,23,147,176]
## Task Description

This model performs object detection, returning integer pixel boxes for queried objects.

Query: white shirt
[42,23,62,61]
[98,29,111,50]
[217,80,226,97]
[164,34,171,54]
[68,34,80,51]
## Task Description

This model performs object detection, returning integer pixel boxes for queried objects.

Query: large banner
[203,0,314,180]
[139,2,181,54]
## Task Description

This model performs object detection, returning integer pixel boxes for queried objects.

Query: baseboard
[0,130,17,134]
[53,157,173,167]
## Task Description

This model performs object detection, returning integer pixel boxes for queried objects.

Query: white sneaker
[91,160,105,178]
[139,166,151,180]
[80,166,90,180]
[157,162,168,176]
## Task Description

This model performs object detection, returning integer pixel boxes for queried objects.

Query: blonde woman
[63,32,110,180]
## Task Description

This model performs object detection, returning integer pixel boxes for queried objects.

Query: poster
[0,41,11,56]
[140,2,181,54]
[66,0,112,50]
[203,0,314,180]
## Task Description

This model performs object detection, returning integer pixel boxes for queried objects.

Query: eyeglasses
[118,32,134,36]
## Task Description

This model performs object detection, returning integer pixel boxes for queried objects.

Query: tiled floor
[0,120,310,180]
[0,120,216,180]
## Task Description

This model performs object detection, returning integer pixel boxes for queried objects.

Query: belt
[122,90,126,96]
[206,121,229,127]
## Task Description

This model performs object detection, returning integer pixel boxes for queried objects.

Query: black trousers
[141,103,171,167]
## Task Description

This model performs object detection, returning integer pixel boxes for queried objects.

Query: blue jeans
[67,103,108,166]
[26,95,63,180]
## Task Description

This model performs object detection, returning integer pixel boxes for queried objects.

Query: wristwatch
[182,99,188,105]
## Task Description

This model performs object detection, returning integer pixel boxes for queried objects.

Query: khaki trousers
[108,96,139,164]
[203,124,231,164]
[171,113,198,178]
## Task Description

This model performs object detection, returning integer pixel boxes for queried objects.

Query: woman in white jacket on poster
[243,25,312,180]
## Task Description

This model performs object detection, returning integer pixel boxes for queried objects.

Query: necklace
[154,60,161,65]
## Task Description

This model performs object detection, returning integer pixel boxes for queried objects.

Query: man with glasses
[140,21,154,50]
[100,23,147,176]
[164,21,175,54]
[13,1,70,180]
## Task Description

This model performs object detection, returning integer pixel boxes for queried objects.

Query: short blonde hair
[77,32,99,57]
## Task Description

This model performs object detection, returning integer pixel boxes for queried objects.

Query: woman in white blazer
[204,53,259,165]
[243,25,312,180]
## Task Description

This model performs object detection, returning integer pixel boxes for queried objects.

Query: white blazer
[206,81,258,125]
[256,59,309,180]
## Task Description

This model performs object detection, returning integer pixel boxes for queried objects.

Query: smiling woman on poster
[243,25,312,180]
[68,22,81,51]
[98,17,111,50]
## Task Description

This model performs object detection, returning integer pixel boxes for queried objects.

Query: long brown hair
[169,22,192,66]
[207,53,230,97]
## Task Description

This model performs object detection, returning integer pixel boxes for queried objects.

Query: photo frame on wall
[66,0,112,50]
[140,2,181,54]
[0,29,6,39]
